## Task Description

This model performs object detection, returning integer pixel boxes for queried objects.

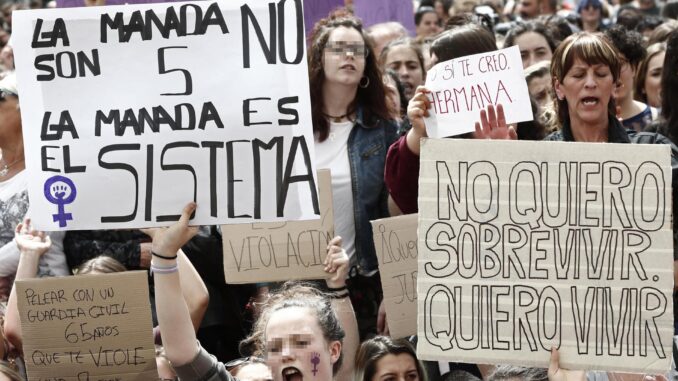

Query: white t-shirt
[315,121,357,265]
[0,170,69,281]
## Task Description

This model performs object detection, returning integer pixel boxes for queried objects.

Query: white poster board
[12,0,318,230]
[417,138,674,373]
[424,46,532,138]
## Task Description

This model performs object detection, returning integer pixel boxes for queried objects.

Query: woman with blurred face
[504,22,556,69]
[380,39,425,100]
[308,12,397,340]
[635,42,666,109]
[151,203,359,381]
[355,337,427,381]
[604,25,657,132]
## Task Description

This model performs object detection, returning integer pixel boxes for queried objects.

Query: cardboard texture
[423,46,532,138]
[372,213,418,339]
[16,271,157,380]
[417,139,674,373]
[12,1,319,230]
[222,169,334,283]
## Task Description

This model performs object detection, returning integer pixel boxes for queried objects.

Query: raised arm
[176,249,209,331]
[150,203,199,366]
[324,236,358,381]
[4,219,52,354]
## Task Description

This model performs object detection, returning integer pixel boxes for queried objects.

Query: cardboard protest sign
[372,213,418,338]
[16,271,157,380]
[353,0,416,35]
[423,46,532,138]
[12,1,319,231]
[417,138,674,372]
[222,169,334,283]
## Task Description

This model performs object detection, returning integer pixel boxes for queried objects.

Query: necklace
[323,112,349,123]
[0,157,23,178]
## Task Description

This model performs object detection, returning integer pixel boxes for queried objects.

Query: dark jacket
[348,108,399,273]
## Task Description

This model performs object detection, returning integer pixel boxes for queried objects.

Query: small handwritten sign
[222,170,334,283]
[417,139,674,373]
[16,271,157,381]
[424,46,532,138]
[372,214,418,338]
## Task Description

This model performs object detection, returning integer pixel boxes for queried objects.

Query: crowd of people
[1,0,678,379]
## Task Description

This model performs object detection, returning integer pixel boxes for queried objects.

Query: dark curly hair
[308,10,391,142]
[603,25,646,68]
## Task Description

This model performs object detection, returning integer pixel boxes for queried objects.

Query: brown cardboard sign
[372,213,418,338]
[222,169,334,283]
[16,271,157,380]
[417,139,674,373]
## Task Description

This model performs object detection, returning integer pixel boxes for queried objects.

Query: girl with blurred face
[354,337,427,381]
[380,40,425,100]
[635,43,666,109]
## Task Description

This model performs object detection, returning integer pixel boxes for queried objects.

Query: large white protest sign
[424,46,532,138]
[16,271,157,381]
[417,138,674,372]
[372,214,418,339]
[12,0,318,230]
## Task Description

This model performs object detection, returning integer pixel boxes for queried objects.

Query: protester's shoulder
[628,130,676,146]
[543,130,564,141]
[174,343,236,381]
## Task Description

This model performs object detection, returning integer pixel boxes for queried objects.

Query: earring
[359,76,370,88]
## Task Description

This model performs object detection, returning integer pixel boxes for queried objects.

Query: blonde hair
[75,256,127,275]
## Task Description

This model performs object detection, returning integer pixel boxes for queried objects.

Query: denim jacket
[347,108,399,274]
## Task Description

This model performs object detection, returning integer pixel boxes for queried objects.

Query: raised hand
[14,218,52,257]
[548,348,585,381]
[324,236,349,289]
[150,203,199,258]
[473,104,517,140]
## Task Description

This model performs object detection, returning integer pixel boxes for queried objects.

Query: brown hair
[354,336,427,381]
[634,42,666,104]
[246,282,345,375]
[308,11,391,142]
[379,38,426,80]
[550,32,621,127]
[75,256,127,275]
[430,24,497,63]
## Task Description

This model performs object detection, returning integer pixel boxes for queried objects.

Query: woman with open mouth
[150,203,359,381]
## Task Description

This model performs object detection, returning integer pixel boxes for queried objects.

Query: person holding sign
[385,23,502,215]
[0,73,68,303]
[152,203,358,381]
[308,12,398,339]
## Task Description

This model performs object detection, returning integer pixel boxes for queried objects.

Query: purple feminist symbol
[311,352,320,376]
[44,176,77,228]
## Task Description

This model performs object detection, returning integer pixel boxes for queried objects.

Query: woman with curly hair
[308,11,398,339]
